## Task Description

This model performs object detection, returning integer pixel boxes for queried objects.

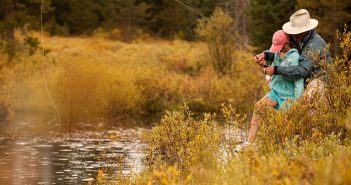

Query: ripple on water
[0,128,147,185]
[35,144,53,148]
[59,149,72,152]
[82,178,94,182]
[37,182,49,185]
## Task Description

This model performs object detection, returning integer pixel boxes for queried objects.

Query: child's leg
[248,96,278,143]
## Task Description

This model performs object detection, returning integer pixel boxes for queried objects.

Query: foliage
[122,30,351,185]
[147,0,227,40]
[136,165,191,185]
[248,0,296,52]
[196,8,236,75]
[50,0,150,39]
[0,0,51,60]
[24,36,40,55]
[143,103,222,171]
[0,33,261,130]
[0,0,229,41]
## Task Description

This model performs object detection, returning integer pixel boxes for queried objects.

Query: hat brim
[282,19,318,35]
[269,44,284,53]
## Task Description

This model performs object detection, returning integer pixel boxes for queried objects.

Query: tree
[50,0,150,40]
[109,0,151,41]
[147,0,227,40]
[225,0,250,44]
[297,0,351,55]
[248,0,296,52]
[0,0,52,60]
[196,8,237,75]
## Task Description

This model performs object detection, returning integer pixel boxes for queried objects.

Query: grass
[0,31,262,130]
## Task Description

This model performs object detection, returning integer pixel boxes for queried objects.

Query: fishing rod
[173,0,257,57]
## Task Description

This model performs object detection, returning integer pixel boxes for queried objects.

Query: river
[0,115,147,185]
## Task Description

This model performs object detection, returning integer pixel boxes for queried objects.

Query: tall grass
[0,31,262,130]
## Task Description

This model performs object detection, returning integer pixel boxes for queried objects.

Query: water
[0,115,147,185]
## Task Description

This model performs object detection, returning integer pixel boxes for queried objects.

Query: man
[243,9,331,146]
[257,9,331,86]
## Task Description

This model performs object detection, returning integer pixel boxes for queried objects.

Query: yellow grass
[0,32,262,129]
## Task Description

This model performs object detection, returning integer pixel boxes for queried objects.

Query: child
[238,30,304,150]
[264,30,304,110]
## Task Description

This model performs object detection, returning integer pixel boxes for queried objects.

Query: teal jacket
[265,30,331,80]
[270,48,304,99]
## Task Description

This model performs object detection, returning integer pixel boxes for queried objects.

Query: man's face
[292,31,309,42]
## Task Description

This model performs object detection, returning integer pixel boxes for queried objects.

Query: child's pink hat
[269,30,289,53]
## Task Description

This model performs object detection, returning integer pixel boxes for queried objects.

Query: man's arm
[276,53,314,79]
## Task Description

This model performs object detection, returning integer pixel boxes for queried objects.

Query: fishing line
[173,0,257,57]
[0,0,61,162]
[41,0,62,142]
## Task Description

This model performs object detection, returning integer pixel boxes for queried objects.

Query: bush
[143,103,222,172]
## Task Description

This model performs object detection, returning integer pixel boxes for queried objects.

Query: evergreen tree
[0,0,52,59]
[147,0,227,39]
[50,0,150,37]
[248,0,296,52]
[51,0,101,35]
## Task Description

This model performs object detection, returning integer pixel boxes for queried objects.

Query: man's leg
[304,79,326,105]
[247,96,278,143]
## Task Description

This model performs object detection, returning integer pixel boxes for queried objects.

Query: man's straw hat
[282,9,318,35]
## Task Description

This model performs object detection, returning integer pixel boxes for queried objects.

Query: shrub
[143,103,222,172]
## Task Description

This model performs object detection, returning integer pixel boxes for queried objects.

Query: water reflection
[0,135,146,185]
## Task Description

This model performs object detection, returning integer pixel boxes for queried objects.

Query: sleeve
[288,52,305,98]
[276,49,316,79]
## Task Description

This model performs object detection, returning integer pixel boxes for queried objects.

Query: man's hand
[264,66,275,76]
[255,53,266,66]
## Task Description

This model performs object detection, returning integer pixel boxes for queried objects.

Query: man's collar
[301,30,315,45]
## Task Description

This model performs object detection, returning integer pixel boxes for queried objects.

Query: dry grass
[0,32,262,129]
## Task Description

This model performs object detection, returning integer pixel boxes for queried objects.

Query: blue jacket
[265,30,331,80]
[270,48,304,99]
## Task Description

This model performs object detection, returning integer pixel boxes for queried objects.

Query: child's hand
[265,75,271,84]
[264,66,275,75]
[255,53,266,66]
